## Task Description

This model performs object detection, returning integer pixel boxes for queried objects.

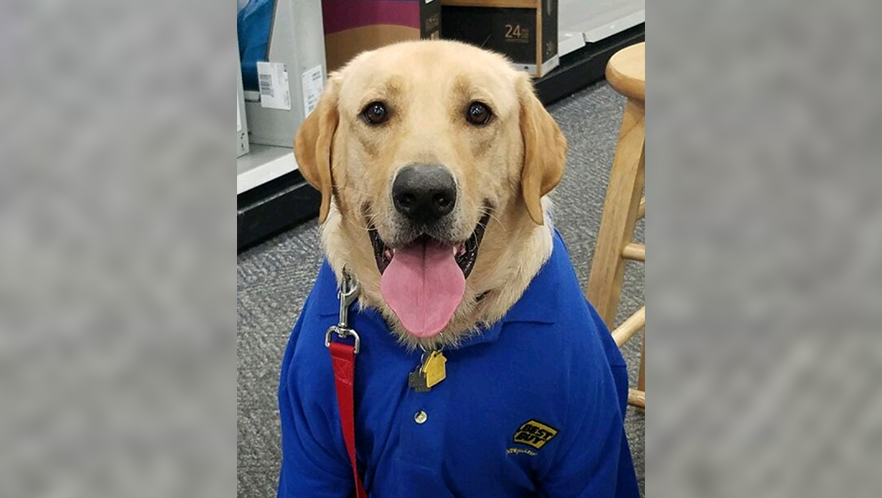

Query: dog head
[295,41,566,345]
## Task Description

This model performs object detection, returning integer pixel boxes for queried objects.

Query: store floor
[237,80,645,497]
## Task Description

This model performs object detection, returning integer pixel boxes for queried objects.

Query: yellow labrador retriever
[280,40,638,497]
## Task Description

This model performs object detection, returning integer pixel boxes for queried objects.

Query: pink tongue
[380,240,465,338]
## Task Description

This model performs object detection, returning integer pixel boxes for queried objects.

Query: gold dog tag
[421,351,447,388]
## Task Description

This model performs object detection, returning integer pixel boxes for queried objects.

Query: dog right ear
[294,75,340,223]
[517,73,567,225]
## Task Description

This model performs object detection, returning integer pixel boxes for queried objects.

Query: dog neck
[321,201,554,351]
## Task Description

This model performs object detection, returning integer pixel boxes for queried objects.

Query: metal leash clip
[325,273,361,354]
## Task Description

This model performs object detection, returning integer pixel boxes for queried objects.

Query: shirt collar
[315,233,562,348]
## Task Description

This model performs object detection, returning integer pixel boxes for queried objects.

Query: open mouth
[368,211,491,338]
[369,211,491,278]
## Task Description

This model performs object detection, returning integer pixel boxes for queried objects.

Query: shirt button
[414,410,428,424]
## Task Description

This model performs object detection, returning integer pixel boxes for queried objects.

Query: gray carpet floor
[237,81,645,497]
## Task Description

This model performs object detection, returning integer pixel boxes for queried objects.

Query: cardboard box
[242,0,327,148]
[441,0,559,77]
[322,0,443,73]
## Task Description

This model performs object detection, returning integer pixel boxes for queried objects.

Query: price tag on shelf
[257,61,291,111]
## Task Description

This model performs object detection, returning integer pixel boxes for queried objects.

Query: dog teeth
[455,244,466,257]
[384,249,393,260]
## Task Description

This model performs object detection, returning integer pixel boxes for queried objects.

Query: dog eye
[466,102,492,126]
[361,101,389,125]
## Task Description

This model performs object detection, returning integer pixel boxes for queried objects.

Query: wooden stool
[587,42,645,410]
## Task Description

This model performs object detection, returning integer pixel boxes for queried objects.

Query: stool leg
[586,98,645,328]
[638,334,645,392]
[638,334,645,407]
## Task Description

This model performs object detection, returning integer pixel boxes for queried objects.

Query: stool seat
[605,42,645,102]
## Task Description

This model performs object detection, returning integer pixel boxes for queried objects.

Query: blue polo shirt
[278,231,640,498]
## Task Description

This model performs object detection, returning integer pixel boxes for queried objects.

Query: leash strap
[329,341,368,498]
[327,273,367,497]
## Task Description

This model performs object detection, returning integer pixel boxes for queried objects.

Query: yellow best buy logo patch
[513,419,558,450]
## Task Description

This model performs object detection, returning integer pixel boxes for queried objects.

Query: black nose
[392,165,457,225]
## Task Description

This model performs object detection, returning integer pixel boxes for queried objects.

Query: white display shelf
[237,144,299,195]
[559,0,644,43]
[559,31,587,57]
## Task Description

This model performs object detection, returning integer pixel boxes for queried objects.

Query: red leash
[329,341,368,498]
[326,273,368,498]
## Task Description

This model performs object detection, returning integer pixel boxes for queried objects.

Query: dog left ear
[294,75,340,223]
[517,73,567,225]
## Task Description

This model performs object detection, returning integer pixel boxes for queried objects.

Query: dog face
[296,41,566,344]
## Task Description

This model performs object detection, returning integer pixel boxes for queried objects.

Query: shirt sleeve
[277,309,356,498]
[537,309,641,498]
